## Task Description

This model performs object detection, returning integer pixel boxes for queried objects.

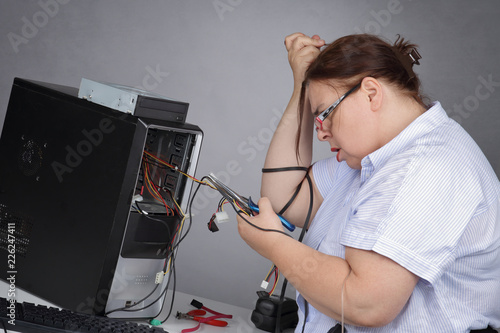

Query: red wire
[143,150,205,184]
[143,160,174,216]
[168,221,181,252]
[166,190,180,215]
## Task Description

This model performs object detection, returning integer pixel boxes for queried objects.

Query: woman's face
[308,80,382,169]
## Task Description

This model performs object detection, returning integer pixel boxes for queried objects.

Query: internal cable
[104,284,160,316]
[269,267,280,296]
[235,210,293,239]
[143,150,214,188]
[275,172,314,333]
[105,179,187,318]
[142,159,175,216]
[160,254,177,324]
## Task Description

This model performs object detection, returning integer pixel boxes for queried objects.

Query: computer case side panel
[86,118,150,316]
[0,78,138,314]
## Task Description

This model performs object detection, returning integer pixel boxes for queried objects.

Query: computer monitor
[0,78,203,318]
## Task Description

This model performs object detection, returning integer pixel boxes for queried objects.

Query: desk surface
[0,280,260,333]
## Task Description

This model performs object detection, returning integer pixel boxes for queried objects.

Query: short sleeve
[341,148,485,284]
[312,156,359,198]
[312,156,340,199]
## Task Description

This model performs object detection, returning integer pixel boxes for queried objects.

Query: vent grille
[0,204,32,257]
[17,137,44,177]
[134,275,151,285]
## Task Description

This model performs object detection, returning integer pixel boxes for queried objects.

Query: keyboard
[0,297,168,333]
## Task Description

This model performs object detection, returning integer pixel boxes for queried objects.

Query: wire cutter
[205,173,295,232]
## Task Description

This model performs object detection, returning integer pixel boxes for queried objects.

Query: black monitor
[0,78,203,318]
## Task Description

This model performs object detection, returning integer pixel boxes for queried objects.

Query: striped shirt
[296,102,500,332]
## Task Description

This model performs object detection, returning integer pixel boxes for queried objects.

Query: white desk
[0,281,260,333]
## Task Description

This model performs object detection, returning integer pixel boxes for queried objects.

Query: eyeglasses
[314,82,361,130]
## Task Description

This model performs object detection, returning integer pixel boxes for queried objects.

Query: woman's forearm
[260,87,314,211]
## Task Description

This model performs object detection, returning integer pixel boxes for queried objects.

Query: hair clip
[392,46,421,79]
[408,48,422,65]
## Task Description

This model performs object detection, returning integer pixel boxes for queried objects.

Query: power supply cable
[149,178,209,325]
[103,284,160,316]
[152,179,209,325]
[272,171,313,333]
[104,194,187,318]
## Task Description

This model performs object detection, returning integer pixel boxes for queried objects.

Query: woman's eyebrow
[312,103,327,117]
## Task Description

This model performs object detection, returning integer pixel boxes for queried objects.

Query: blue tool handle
[248,197,296,232]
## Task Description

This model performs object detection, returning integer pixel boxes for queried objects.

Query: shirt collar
[361,101,449,173]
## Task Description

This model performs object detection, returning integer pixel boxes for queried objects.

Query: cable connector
[190,299,203,309]
[260,280,269,290]
[150,319,162,326]
[208,215,219,232]
[155,272,164,284]
[215,211,229,223]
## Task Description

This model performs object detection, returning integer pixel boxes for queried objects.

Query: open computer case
[0,78,203,318]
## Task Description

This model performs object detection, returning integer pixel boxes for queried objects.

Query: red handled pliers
[175,299,232,332]
[176,309,228,327]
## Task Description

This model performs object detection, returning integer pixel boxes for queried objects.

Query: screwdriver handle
[248,197,296,232]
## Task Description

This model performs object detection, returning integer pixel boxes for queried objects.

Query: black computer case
[0,78,203,317]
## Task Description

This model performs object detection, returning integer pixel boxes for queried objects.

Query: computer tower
[0,78,203,318]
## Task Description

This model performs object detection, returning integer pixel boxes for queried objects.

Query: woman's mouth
[331,148,341,162]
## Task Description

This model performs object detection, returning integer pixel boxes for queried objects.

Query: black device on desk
[0,296,168,333]
[250,291,298,332]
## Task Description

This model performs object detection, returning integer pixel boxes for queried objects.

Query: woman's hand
[284,32,325,86]
[236,197,286,259]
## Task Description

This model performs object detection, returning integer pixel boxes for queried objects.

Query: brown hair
[296,34,428,156]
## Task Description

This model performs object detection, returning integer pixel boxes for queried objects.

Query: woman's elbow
[347,306,400,328]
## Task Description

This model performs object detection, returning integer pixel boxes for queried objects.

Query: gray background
[0,0,499,311]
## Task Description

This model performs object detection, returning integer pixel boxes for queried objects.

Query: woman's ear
[360,77,383,111]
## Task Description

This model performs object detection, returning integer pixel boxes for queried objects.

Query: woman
[236,32,500,332]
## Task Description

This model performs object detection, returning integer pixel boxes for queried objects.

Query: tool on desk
[175,299,233,333]
[205,173,296,232]
[176,310,228,326]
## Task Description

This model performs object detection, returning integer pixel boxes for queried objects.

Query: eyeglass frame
[314,81,362,130]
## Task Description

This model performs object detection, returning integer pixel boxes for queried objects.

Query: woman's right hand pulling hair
[284,32,325,87]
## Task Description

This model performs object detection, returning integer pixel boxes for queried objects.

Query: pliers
[175,310,228,327]
[205,173,295,231]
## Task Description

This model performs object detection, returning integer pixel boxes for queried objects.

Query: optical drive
[78,78,189,123]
